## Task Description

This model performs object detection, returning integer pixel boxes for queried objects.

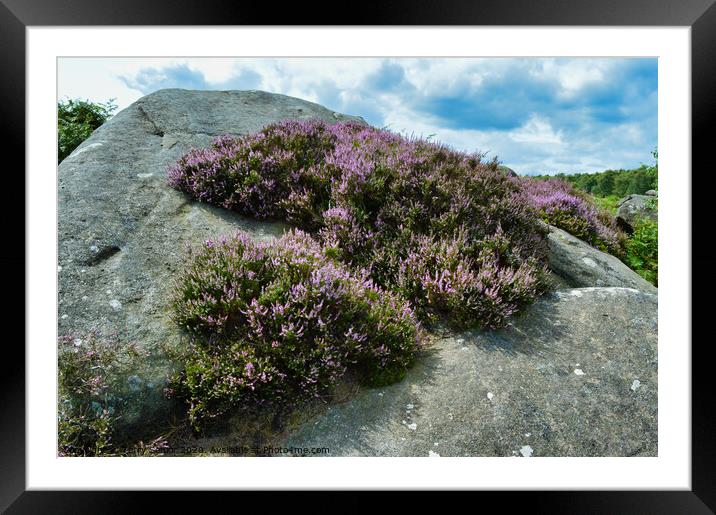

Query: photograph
[56,56,659,458]
[4,4,709,506]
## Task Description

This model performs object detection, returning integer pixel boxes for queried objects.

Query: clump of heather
[169,230,422,428]
[58,333,168,456]
[520,177,626,257]
[169,120,551,328]
[167,122,340,228]
[394,228,546,329]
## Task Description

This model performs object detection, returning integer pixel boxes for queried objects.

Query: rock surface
[58,89,364,436]
[497,165,518,177]
[616,194,658,232]
[546,225,657,294]
[284,287,658,456]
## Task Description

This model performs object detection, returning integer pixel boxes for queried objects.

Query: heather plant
[168,120,551,328]
[520,177,626,257]
[394,228,546,328]
[58,332,169,456]
[169,230,422,428]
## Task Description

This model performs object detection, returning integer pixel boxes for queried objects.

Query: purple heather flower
[168,120,556,336]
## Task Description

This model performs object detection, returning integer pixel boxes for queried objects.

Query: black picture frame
[3,0,713,511]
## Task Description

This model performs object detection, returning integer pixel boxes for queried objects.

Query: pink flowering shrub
[394,228,546,329]
[520,177,626,256]
[169,230,422,427]
[169,120,551,328]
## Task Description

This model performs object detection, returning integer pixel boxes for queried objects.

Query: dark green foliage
[589,195,621,215]
[624,219,658,286]
[58,98,117,163]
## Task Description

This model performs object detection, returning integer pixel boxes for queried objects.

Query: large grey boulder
[284,287,657,456]
[58,89,364,437]
[546,225,657,294]
[616,194,658,232]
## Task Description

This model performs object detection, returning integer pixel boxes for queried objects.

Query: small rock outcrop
[284,287,657,456]
[546,225,657,294]
[616,194,658,232]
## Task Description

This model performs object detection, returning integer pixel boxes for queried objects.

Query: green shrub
[168,230,423,428]
[624,219,658,286]
[58,98,116,163]
[590,194,621,215]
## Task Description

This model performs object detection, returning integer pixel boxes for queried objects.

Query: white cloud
[509,115,564,145]
[540,58,610,95]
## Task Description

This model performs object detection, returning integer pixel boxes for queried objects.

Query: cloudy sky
[58,57,657,175]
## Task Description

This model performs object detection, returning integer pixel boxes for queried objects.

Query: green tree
[531,148,658,198]
[58,98,117,163]
[645,149,658,191]
[628,167,653,194]
[613,170,632,197]
[593,170,616,197]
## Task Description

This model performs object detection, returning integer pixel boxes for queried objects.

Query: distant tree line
[532,150,658,198]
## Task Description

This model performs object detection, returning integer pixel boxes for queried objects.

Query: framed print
[4,0,714,511]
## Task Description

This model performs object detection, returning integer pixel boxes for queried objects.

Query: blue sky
[58,57,657,175]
